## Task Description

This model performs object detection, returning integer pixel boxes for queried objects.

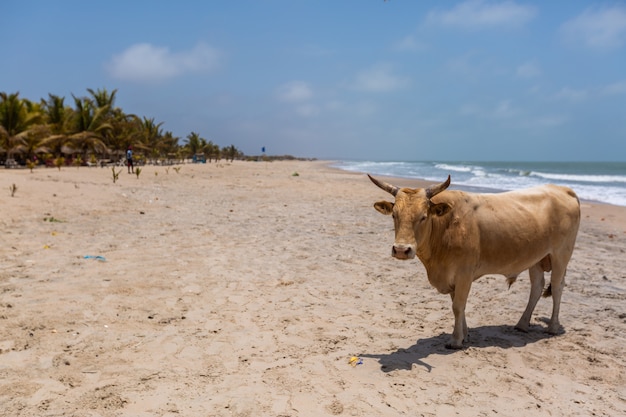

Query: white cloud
[295,104,319,117]
[107,42,220,82]
[446,51,502,79]
[352,64,410,92]
[527,115,567,128]
[516,61,541,78]
[560,6,626,50]
[393,35,427,52]
[602,80,626,95]
[353,100,378,117]
[553,87,588,102]
[461,99,518,119]
[296,44,335,57]
[427,0,536,29]
[277,81,313,102]
[493,100,518,118]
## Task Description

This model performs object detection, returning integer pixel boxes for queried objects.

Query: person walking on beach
[126,146,134,174]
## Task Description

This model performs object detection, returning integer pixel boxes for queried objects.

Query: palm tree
[204,141,220,162]
[0,92,43,163]
[39,94,73,161]
[136,117,164,162]
[105,108,141,161]
[87,87,117,110]
[12,125,50,162]
[222,144,240,162]
[2,88,246,166]
[185,132,201,158]
[42,94,71,134]
[68,95,111,162]
[160,131,181,161]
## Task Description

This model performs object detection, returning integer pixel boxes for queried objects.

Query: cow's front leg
[446,281,471,349]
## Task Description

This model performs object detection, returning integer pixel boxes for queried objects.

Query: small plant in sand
[54,157,65,171]
[135,167,142,179]
[173,166,181,174]
[111,167,121,183]
[44,216,64,223]
[26,159,37,173]
[292,172,299,177]
[89,154,97,166]
[165,167,169,174]
[73,155,83,169]
[9,183,17,197]
[154,171,158,176]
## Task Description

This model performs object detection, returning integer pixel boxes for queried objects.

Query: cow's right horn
[368,174,399,196]
[425,175,451,199]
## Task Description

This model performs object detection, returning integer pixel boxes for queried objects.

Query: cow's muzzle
[392,244,416,260]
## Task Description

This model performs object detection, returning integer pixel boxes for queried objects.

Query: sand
[1,160,625,417]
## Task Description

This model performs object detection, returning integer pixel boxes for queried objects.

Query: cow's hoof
[445,342,464,350]
[514,324,529,333]
[547,325,561,335]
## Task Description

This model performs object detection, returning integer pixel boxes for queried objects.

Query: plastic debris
[84,255,106,262]
[349,356,363,367]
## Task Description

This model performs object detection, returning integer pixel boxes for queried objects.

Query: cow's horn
[425,175,451,199]
[368,174,399,196]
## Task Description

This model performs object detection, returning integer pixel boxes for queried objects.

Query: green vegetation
[111,167,121,183]
[0,89,244,168]
[43,216,63,222]
[54,156,65,170]
[9,183,17,197]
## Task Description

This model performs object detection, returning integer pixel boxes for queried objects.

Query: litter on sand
[84,255,107,262]
[349,356,363,367]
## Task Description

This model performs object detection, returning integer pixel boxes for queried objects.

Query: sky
[2,0,626,161]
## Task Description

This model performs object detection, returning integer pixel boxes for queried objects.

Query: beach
[1,160,625,416]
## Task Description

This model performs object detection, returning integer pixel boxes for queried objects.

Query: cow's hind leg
[546,262,567,335]
[515,263,545,332]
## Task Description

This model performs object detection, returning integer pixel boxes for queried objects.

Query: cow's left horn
[425,175,451,199]
[368,174,399,196]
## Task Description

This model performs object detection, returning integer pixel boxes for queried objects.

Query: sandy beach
[1,160,625,417]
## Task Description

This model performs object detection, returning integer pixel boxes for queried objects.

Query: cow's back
[430,185,580,277]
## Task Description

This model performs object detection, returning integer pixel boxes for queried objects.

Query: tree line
[0,88,243,167]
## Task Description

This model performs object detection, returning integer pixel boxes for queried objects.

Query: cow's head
[369,175,451,260]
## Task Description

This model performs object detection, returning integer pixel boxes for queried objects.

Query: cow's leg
[547,264,566,335]
[515,263,545,332]
[446,280,471,349]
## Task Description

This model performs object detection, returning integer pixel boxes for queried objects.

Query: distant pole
[262,146,267,167]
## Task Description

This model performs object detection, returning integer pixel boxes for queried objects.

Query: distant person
[126,146,134,174]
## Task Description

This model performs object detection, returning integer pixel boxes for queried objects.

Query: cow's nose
[392,245,415,260]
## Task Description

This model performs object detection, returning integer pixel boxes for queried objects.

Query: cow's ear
[429,202,451,217]
[374,201,394,215]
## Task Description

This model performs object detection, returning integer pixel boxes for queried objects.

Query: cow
[368,174,580,349]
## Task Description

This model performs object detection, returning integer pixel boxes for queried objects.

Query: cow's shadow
[360,322,561,373]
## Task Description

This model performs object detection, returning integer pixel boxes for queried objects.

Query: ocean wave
[435,163,474,173]
[335,160,626,207]
[530,171,626,184]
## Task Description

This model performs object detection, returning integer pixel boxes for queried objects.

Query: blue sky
[2,1,626,161]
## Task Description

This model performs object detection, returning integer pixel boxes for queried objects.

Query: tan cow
[369,175,580,349]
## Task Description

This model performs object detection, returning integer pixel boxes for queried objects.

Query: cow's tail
[542,284,552,298]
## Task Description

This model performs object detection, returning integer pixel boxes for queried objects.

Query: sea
[333,161,626,207]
